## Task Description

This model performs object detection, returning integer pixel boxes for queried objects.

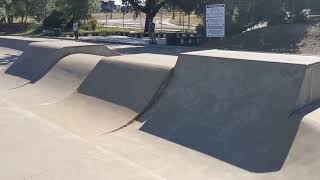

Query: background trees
[193,0,317,36]
[1,0,318,36]
[121,0,167,32]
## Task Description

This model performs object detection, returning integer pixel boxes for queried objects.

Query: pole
[110,0,113,19]
[123,13,125,29]
[160,10,163,30]
[188,14,190,31]
[182,13,185,31]
[106,13,108,28]
[140,14,142,28]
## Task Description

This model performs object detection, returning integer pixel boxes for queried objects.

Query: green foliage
[29,0,51,22]
[81,19,99,31]
[195,0,313,36]
[60,0,101,20]
[43,9,69,28]
[89,18,98,31]
[174,0,197,15]
[0,0,11,19]
[122,0,167,32]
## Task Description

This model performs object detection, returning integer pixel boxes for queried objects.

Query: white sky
[114,0,122,5]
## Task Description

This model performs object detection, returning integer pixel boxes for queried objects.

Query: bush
[43,10,70,29]
[89,19,98,31]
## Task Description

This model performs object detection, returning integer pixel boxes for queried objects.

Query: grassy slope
[202,17,320,56]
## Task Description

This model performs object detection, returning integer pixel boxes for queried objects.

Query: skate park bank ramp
[0,36,51,51]
[0,40,118,91]
[140,50,320,173]
[1,54,103,106]
[32,54,177,138]
[5,40,118,81]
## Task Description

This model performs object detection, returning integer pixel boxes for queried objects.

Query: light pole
[160,9,163,30]
[105,13,108,28]
[109,0,113,19]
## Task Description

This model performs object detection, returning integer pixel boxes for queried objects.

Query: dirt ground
[202,17,320,56]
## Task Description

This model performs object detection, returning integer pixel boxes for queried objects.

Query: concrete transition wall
[140,50,320,173]
[32,54,177,137]
[5,41,119,81]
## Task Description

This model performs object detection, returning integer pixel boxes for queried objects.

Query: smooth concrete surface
[32,54,177,138]
[2,39,320,179]
[1,54,102,106]
[95,105,320,180]
[0,102,164,180]
[0,36,43,51]
[6,41,119,81]
[1,100,320,180]
[140,50,320,172]
[0,47,26,90]
[0,38,118,92]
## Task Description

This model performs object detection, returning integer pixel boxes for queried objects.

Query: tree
[194,0,310,36]
[175,0,197,31]
[122,0,167,32]
[0,0,11,23]
[29,0,51,22]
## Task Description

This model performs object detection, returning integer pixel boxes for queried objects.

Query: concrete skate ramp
[140,50,320,173]
[0,48,26,91]
[5,40,118,82]
[2,54,102,106]
[0,36,37,51]
[33,54,177,138]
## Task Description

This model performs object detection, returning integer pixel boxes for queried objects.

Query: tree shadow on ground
[0,54,20,66]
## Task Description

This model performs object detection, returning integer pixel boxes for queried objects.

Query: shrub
[43,10,70,29]
[89,19,98,31]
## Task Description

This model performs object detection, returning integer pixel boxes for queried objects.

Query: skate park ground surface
[1,36,320,180]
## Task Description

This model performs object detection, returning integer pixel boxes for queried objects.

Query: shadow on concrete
[0,38,33,51]
[0,54,20,66]
[139,97,320,173]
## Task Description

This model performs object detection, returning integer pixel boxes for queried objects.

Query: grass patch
[13,23,42,36]
[79,26,144,33]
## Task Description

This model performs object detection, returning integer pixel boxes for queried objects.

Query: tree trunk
[21,15,24,24]
[188,14,190,31]
[179,10,182,25]
[172,10,175,19]
[144,12,154,33]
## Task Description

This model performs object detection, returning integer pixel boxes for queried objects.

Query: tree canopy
[122,0,167,32]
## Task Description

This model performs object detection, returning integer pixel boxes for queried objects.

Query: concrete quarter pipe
[140,50,320,172]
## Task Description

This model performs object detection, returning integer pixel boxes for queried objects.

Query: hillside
[202,17,320,56]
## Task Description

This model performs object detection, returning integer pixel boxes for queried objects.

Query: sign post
[206,4,225,38]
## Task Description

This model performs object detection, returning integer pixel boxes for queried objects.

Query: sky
[113,0,122,5]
